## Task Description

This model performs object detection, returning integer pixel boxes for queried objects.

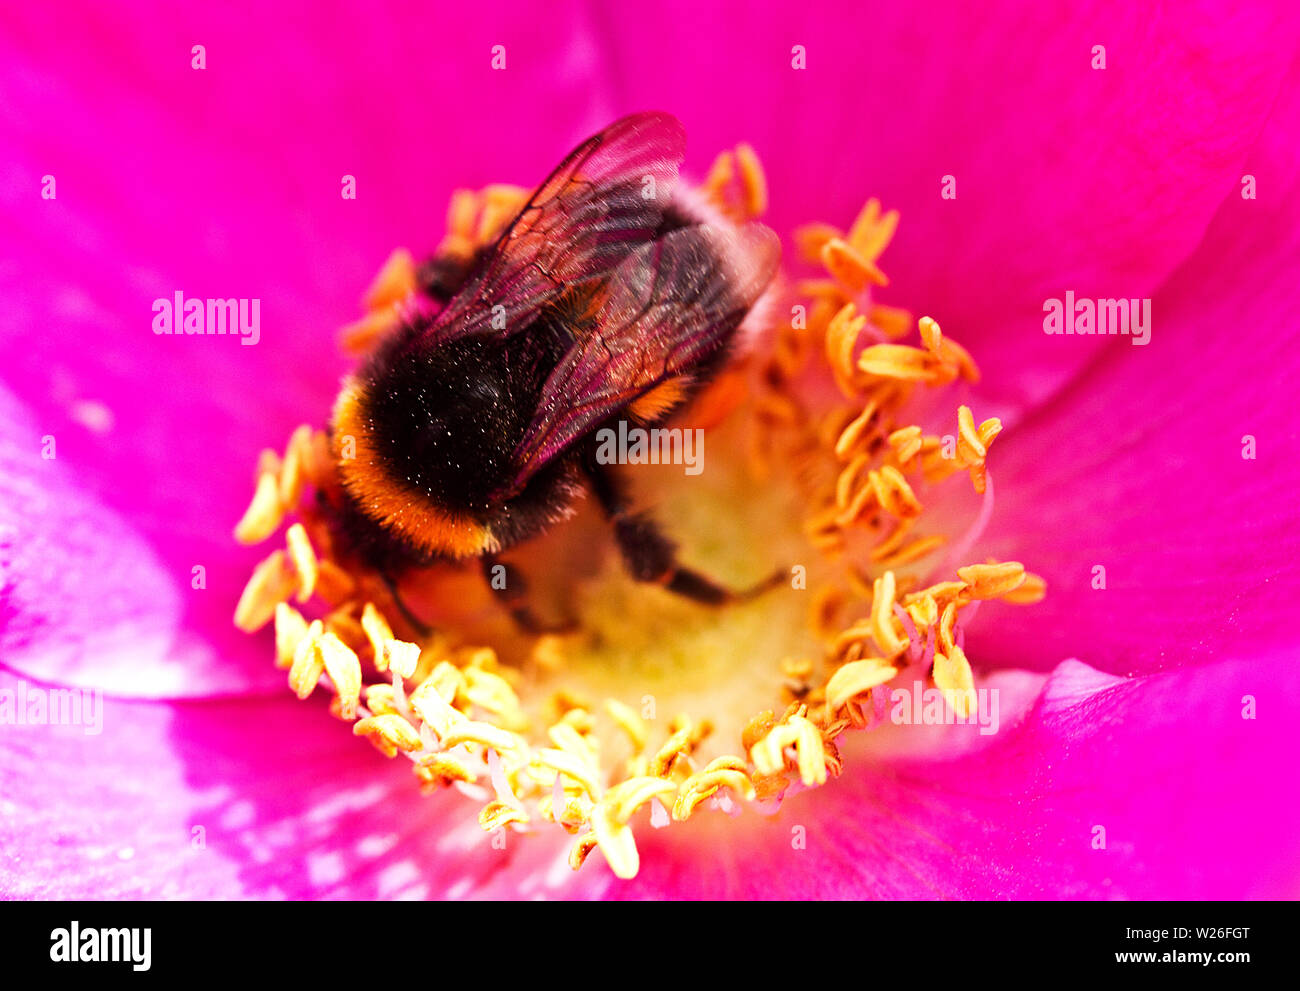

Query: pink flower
[2,1,1298,899]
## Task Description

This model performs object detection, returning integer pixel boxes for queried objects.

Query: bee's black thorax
[338,305,588,567]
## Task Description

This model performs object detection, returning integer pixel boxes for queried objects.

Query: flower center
[231,146,1044,881]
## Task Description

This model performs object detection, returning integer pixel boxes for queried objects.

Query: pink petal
[0,667,596,899]
[965,58,1300,675]
[597,0,1300,413]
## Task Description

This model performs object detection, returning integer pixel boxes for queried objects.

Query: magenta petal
[0,667,602,899]
[966,58,1300,675]
[616,654,1300,899]
[596,0,1300,413]
[0,386,241,697]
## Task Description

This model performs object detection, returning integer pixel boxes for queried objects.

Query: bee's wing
[425,112,687,345]
[502,222,780,494]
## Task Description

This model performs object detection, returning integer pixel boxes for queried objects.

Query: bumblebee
[330,112,780,630]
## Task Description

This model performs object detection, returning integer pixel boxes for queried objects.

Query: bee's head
[331,333,575,559]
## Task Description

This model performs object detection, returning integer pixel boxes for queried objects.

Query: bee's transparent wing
[424,111,687,345]
[503,222,780,494]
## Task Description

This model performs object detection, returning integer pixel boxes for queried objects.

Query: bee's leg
[480,555,577,634]
[378,571,433,640]
[583,460,781,605]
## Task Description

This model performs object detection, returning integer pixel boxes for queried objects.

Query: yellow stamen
[278,425,312,509]
[479,800,528,832]
[408,676,466,739]
[933,645,977,718]
[1004,572,1048,605]
[673,765,756,820]
[649,723,697,778]
[888,425,924,465]
[381,639,420,680]
[288,620,325,700]
[825,658,899,714]
[233,549,297,632]
[873,533,947,569]
[825,302,871,398]
[537,748,602,801]
[440,720,521,754]
[319,631,362,720]
[958,561,1027,600]
[905,581,968,609]
[872,465,923,519]
[233,451,286,545]
[339,308,401,356]
[353,713,423,756]
[284,523,318,603]
[869,571,908,658]
[735,143,768,218]
[604,699,650,752]
[750,714,827,787]
[591,777,678,879]
[848,198,900,262]
[569,834,600,871]
[363,248,417,312]
[702,150,735,205]
[360,602,394,669]
[834,400,880,460]
[273,603,309,670]
[858,343,949,383]
[822,237,889,293]
[794,222,842,264]
[937,601,959,655]
[869,303,914,339]
[416,753,477,788]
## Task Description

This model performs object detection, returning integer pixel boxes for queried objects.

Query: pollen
[822,238,889,293]
[672,762,756,821]
[339,248,419,355]
[958,560,1028,599]
[933,645,977,718]
[363,248,417,311]
[233,450,287,545]
[288,619,325,700]
[734,144,768,219]
[825,657,899,714]
[284,523,318,603]
[704,144,769,221]
[480,799,529,832]
[232,548,297,633]
[319,631,363,719]
[750,713,828,787]
[353,713,424,756]
[232,153,1046,883]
